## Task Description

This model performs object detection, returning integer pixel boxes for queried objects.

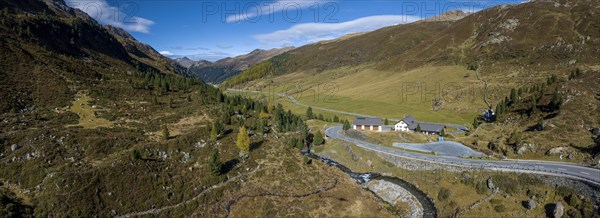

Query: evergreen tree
[416,124,422,133]
[495,102,502,116]
[306,106,313,119]
[236,127,250,154]
[529,96,537,115]
[342,120,351,131]
[162,125,170,141]
[211,122,218,142]
[549,88,563,112]
[510,88,518,105]
[333,115,339,123]
[313,131,324,146]
[472,118,479,129]
[536,118,545,131]
[384,118,389,125]
[290,138,299,148]
[318,114,324,121]
[569,71,576,80]
[208,149,222,176]
[440,128,446,137]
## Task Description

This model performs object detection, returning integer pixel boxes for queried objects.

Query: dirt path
[223,179,339,218]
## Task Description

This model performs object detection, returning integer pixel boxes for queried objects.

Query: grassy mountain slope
[224,0,600,163]
[189,47,294,84]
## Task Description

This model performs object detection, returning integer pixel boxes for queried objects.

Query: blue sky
[66,0,522,61]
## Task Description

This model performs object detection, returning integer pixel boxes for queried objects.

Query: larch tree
[236,126,250,154]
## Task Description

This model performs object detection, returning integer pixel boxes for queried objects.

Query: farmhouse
[394,115,416,131]
[394,115,446,135]
[352,117,382,132]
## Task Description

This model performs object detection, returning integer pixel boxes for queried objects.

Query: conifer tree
[306,107,313,119]
[313,131,324,146]
[162,125,170,141]
[236,127,250,154]
[472,118,479,129]
[342,120,351,131]
[211,122,218,142]
[510,88,518,104]
[208,149,222,176]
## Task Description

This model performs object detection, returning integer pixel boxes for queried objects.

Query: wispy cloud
[171,51,232,62]
[171,46,210,51]
[66,0,154,33]
[217,44,233,49]
[254,15,421,47]
[226,0,327,23]
[159,51,174,56]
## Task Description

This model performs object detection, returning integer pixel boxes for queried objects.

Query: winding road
[325,126,600,186]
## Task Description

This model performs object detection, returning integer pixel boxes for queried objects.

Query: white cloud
[66,0,154,33]
[253,15,421,47]
[159,51,173,56]
[226,0,327,23]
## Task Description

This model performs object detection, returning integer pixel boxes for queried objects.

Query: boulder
[524,199,537,210]
[10,144,20,151]
[547,147,568,155]
[487,178,495,190]
[591,128,600,136]
[517,143,537,155]
[553,201,564,218]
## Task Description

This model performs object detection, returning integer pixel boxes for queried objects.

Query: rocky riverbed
[367,180,424,218]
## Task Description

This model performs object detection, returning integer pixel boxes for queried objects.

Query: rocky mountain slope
[0,1,398,217]
[174,57,197,68]
[189,47,294,84]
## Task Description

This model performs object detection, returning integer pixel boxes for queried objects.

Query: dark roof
[409,122,446,133]
[353,117,382,126]
[402,115,416,124]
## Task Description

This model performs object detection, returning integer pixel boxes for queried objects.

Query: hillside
[0,0,399,217]
[189,47,294,84]
[223,0,600,163]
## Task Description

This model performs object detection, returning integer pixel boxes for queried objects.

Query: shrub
[490,199,502,205]
[566,209,582,218]
[556,186,575,198]
[438,188,452,201]
[566,194,581,208]
[494,204,506,213]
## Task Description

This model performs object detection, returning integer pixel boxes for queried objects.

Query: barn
[352,117,382,132]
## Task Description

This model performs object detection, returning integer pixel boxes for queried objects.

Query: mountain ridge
[187,46,294,84]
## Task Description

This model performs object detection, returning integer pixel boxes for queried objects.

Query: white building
[394,115,416,132]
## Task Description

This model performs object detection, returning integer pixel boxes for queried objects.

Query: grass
[65,92,113,129]
[235,65,485,125]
